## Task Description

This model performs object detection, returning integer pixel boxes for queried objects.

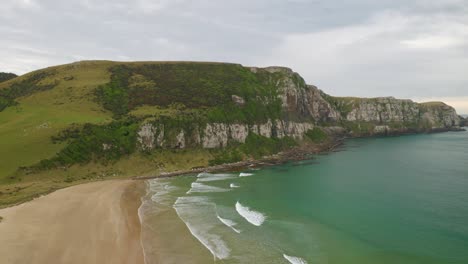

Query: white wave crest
[235,202,266,226]
[283,254,308,264]
[230,183,240,188]
[186,182,230,194]
[217,215,241,233]
[196,172,237,182]
[239,172,254,177]
[173,196,231,260]
[148,179,178,206]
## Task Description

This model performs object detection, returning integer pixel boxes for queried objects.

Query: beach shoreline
[0,180,145,264]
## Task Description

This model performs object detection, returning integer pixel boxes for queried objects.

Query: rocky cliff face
[459,116,467,127]
[137,120,313,150]
[136,66,462,150]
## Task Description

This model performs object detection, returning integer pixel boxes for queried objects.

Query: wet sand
[0,180,145,264]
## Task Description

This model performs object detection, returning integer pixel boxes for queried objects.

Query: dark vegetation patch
[208,149,243,166]
[0,72,17,83]
[33,118,139,170]
[305,127,328,143]
[0,71,56,111]
[95,63,282,123]
[240,133,297,159]
[208,133,297,165]
[319,92,356,117]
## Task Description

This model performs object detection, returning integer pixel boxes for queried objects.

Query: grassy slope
[0,61,113,182]
[0,61,119,206]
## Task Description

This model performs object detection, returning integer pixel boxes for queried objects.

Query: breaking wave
[217,215,241,233]
[235,201,266,226]
[197,172,237,182]
[283,254,308,264]
[186,182,230,194]
[239,172,254,177]
[173,196,231,260]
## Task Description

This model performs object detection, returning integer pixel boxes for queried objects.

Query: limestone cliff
[136,66,462,151]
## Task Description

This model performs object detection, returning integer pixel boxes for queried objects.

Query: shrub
[209,149,243,166]
[241,133,296,159]
[95,63,282,123]
[305,127,328,143]
[35,119,139,170]
[0,72,17,83]
[0,71,56,111]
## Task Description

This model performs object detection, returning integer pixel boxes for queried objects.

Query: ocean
[139,129,468,263]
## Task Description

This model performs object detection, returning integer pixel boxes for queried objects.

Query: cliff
[0,61,462,176]
[130,66,462,151]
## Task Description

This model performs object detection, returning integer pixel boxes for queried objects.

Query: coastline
[0,180,145,264]
[134,128,465,181]
[135,138,346,181]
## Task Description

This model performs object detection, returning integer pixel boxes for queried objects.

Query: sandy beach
[0,180,145,264]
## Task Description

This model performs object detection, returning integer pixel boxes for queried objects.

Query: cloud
[260,9,468,101]
[0,0,466,114]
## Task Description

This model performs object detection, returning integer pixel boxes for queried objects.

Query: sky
[1,0,467,113]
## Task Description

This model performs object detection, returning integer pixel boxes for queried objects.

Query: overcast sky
[1,0,467,113]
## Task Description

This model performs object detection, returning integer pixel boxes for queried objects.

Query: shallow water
[140,130,468,263]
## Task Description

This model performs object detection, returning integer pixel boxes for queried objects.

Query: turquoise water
[140,130,468,263]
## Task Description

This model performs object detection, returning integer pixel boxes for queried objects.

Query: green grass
[95,62,283,123]
[420,101,446,107]
[0,148,214,208]
[0,61,114,183]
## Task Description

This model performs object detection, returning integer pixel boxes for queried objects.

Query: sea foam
[239,172,254,177]
[235,201,266,226]
[173,196,231,260]
[217,215,241,233]
[283,254,308,264]
[186,182,230,194]
[197,172,237,182]
[147,179,178,206]
[230,183,240,188]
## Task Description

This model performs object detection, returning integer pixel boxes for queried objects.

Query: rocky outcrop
[460,116,467,127]
[137,120,315,150]
[258,66,340,122]
[343,97,419,123]
[333,97,460,129]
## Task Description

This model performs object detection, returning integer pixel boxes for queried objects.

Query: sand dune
[0,180,144,264]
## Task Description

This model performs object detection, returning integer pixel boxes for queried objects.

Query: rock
[202,123,229,148]
[231,95,245,106]
[374,125,390,134]
[229,124,249,143]
[137,123,156,151]
[102,143,113,151]
[175,130,185,149]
